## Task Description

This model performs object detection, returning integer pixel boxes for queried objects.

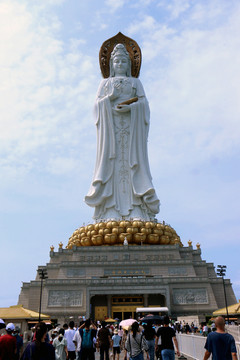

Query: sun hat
[6,323,15,331]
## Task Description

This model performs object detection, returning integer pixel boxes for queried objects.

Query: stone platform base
[18,242,236,325]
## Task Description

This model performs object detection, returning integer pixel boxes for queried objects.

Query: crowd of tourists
[0,316,238,360]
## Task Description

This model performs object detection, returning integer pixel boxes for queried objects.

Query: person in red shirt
[0,322,17,360]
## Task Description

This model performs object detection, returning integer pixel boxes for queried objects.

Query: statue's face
[112,55,128,76]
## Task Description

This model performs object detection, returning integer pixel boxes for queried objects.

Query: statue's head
[110,43,131,77]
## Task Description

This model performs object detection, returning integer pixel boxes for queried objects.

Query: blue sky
[1,0,240,307]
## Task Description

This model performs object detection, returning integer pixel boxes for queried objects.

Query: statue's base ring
[67,221,182,248]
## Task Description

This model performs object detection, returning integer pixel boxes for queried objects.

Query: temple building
[18,222,237,325]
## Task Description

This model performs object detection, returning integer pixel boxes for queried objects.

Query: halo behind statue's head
[110,44,131,77]
[99,32,142,78]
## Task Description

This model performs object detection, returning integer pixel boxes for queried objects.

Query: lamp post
[217,265,229,324]
[38,268,48,322]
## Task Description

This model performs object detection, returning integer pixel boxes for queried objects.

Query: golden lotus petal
[104,233,117,245]
[119,233,132,243]
[147,234,159,244]
[106,221,119,229]
[98,222,106,229]
[87,224,94,231]
[160,235,170,245]
[79,226,86,234]
[119,220,131,228]
[126,227,138,234]
[153,229,163,236]
[134,233,146,244]
[112,227,124,234]
[92,234,103,246]
[132,220,143,228]
[99,228,111,236]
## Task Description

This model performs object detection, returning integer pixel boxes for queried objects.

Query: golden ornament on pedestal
[160,235,170,245]
[92,234,103,246]
[126,227,138,234]
[104,233,117,245]
[134,233,146,244]
[119,220,132,228]
[106,221,119,229]
[66,221,182,249]
[112,226,124,235]
[148,234,159,244]
[119,233,132,244]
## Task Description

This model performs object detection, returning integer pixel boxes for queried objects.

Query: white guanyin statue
[85,39,160,221]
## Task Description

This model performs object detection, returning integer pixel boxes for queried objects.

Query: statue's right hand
[109,84,120,100]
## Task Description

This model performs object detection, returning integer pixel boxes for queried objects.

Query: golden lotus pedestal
[67,221,182,248]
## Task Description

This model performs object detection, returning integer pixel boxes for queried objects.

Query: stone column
[107,295,112,317]
[86,291,90,318]
[143,294,148,307]
[165,288,171,315]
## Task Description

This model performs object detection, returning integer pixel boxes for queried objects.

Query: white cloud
[128,15,157,34]
[104,0,126,12]
[127,2,240,175]
[0,0,98,186]
[47,156,79,175]
[159,0,191,19]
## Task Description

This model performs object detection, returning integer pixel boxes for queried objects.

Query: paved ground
[94,350,192,360]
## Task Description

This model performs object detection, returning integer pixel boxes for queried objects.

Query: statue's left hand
[115,104,130,113]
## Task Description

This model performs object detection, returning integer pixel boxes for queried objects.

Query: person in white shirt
[64,321,76,360]
[73,322,85,360]
[203,325,208,337]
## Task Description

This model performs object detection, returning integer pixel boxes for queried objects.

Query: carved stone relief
[67,268,86,277]
[48,290,83,307]
[146,254,174,261]
[168,267,187,276]
[173,288,208,305]
[104,268,150,276]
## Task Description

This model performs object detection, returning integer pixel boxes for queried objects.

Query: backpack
[81,329,93,349]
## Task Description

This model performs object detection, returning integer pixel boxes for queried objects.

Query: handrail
[176,333,240,360]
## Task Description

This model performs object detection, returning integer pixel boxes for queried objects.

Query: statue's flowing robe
[85,77,160,220]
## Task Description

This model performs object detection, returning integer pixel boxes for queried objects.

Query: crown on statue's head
[111,43,130,59]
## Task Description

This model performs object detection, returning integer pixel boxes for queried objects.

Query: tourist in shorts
[64,321,76,360]
[112,329,121,360]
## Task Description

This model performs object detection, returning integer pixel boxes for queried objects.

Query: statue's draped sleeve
[129,78,159,213]
[85,79,115,206]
